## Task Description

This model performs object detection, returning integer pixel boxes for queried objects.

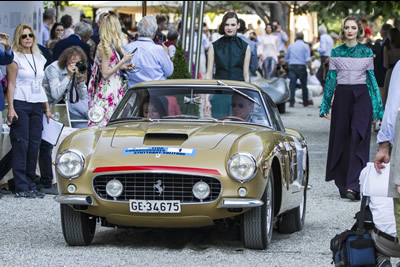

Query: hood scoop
[145,132,188,141]
[144,132,188,146]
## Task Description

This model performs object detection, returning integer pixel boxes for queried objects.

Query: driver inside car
[231,93,254,122]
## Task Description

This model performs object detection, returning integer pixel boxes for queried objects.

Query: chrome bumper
[221,198,264,208]
[55,195,94,206]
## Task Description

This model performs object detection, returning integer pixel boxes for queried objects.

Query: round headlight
[228,152,257,183]
[192,181,210,200]
[88,105,105,123]
[56,149,85,179]
[106,179,123,198]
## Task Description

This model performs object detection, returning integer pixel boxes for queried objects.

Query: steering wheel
[218,116,246,122]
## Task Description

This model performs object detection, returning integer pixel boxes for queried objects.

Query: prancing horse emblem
[153,180,165,195]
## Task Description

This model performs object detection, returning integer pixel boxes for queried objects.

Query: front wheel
[60,204,97,246]
[241,172,274,250]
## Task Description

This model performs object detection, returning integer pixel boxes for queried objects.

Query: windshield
[110,87,271,127]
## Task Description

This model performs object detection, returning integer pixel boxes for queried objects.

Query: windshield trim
[108,86,272,128]
[108,118,273,129]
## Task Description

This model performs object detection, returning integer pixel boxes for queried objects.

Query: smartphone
[5,116,16,126]
[129,48,138,54]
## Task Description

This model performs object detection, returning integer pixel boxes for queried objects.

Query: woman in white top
[6,24,52,198]
[257,24,279,79]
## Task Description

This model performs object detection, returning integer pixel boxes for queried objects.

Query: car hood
[111,122,256,150]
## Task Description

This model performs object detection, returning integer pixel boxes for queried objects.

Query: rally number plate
[129,200,181,213]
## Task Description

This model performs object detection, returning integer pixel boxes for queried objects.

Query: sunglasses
[21,33,34,39]
[231,103,245,109]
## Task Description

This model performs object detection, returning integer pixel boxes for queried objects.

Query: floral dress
[88,48,125,127]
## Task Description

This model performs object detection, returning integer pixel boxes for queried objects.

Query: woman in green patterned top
[319,16,384,201]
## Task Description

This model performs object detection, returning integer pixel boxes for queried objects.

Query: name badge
[31,80,41,94]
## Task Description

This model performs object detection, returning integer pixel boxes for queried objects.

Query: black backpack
[330,196,376,267]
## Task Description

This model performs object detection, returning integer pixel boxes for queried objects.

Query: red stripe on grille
[93,166,221,175]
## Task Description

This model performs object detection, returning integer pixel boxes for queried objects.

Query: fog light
[106,179,123,197]
[67,184,76,193]
[192,181,210,200]
[238,187,247,197]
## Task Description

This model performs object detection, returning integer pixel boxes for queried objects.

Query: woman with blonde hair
[319,16,383,200]
[6,24,52,198]
[88,13,134,127]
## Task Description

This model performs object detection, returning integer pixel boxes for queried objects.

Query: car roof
[131,79,263,92]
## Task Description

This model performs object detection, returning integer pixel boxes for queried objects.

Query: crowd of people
[0,7,400,265]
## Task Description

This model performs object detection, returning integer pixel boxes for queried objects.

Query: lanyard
[23,53,37,78]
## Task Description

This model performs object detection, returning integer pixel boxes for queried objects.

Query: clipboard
[42,114,64,146]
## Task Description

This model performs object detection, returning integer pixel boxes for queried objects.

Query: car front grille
[93,173,222,203]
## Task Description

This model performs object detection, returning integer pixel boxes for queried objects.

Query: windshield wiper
[217,80,260,105]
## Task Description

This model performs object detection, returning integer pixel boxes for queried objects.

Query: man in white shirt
[374,60,400,267]
[360,166,400,267]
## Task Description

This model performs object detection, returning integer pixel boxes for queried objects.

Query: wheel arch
[271,157,282,217]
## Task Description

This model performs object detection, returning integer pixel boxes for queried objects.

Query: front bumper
[221,198,263,208]
[55,195,95,206]
[54,195,263,209]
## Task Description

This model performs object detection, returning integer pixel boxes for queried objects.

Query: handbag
[330,196,376,267]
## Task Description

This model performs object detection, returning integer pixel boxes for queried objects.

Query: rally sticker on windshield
[122,147,197,157]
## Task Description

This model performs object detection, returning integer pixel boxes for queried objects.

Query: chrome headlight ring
[227,152,257,183]
[55,149,85,179]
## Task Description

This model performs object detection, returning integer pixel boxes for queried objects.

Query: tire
[241,173,274,250]
[60,204,96,246]
[277,181,307,234]
[277,103,286,114]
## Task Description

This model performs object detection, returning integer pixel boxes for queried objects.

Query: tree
[296,1,400,26]
[169,41,191,79]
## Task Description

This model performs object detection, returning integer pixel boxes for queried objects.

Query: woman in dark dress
[319,16,384,200]
[204,12,250,118]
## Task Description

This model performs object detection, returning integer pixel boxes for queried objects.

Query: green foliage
[167,41,199,116]
[169,41,191,79]
[297,1,400,24]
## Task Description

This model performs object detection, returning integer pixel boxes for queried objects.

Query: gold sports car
[55,79,309,250]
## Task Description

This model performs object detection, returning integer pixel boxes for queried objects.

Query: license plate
[129,200,181,213]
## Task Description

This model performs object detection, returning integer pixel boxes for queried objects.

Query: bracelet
[45,109,50,112]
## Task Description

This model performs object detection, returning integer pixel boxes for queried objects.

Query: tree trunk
[246,3,270,26]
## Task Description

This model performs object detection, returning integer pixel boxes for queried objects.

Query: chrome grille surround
[92,172,222,204]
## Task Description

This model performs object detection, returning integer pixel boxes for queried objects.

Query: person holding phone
[6,24,52,198]
[123,15,173,88]
[87,13,134,127]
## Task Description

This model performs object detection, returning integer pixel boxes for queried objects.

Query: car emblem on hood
[153,180,165,195]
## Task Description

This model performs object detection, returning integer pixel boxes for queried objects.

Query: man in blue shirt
[316,25,334,88]
[42,8,56,47]
[237,19,258,77]
[124,16,173,88]
[285,32,314,107]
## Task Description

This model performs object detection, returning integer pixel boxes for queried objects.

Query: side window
[262,93,285,132]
